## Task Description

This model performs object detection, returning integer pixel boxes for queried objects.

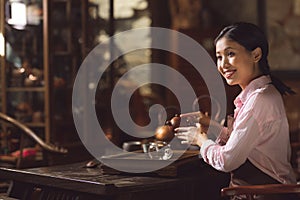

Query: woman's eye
[216,56,222,60]
[227,52,235,57]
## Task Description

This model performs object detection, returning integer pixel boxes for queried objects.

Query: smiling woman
[175,22,297,200]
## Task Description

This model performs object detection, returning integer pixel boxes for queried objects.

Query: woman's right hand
[180,111,222,134]
[174,123,208,147]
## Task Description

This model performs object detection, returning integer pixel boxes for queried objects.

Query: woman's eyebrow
[216,47,234,54]
[224,47,235,51]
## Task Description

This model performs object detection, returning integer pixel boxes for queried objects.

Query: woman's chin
[226,79,236,86]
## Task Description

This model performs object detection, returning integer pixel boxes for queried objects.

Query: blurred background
[0,0,300,171]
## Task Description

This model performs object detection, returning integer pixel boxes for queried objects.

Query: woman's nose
[220,57,230,68]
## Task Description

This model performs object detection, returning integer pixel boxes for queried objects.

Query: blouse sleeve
[200,110,260,172]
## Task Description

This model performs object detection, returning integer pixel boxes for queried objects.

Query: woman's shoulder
[252,84,282,103]
[246,84,285,118]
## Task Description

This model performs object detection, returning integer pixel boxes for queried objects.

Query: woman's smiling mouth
[223,70,236,79]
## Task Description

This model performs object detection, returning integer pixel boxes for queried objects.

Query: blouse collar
[234,75,272,108]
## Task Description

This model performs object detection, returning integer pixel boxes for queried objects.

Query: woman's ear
[252,47,262,63]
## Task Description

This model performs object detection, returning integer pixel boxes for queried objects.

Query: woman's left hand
[175,123,208,147]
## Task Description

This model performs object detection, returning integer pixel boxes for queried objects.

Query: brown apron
[231,160,280,186]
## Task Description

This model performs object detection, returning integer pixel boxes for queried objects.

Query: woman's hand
[199,112,223,134]
[175,123,208,147]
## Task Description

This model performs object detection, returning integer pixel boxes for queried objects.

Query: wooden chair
[221,183,300,200]
[0,112,68,169]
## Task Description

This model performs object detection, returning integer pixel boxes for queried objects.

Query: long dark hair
[214,22,295,95]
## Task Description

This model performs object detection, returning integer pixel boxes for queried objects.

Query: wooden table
[0,156,230,200]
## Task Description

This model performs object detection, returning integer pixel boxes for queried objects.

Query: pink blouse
[200,75,297,184]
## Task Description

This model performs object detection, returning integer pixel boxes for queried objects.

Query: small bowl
[122,141,142,152]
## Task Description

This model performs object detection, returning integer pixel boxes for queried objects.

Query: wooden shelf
[6,87,45,92]
[24,122,46,128]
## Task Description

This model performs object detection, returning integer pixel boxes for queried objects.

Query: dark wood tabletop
[0,152,230,200]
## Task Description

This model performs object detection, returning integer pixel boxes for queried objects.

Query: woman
[175,22,297,199]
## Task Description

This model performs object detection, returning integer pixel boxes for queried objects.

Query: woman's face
[215,37,262,90]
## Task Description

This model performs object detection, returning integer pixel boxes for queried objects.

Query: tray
[100,150,203,177]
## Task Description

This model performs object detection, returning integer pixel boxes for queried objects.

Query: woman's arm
[200,111,260,172]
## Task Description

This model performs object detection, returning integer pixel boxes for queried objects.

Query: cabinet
[0,0,90,161]
[1,0,157,162]
[0,0,50,156]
